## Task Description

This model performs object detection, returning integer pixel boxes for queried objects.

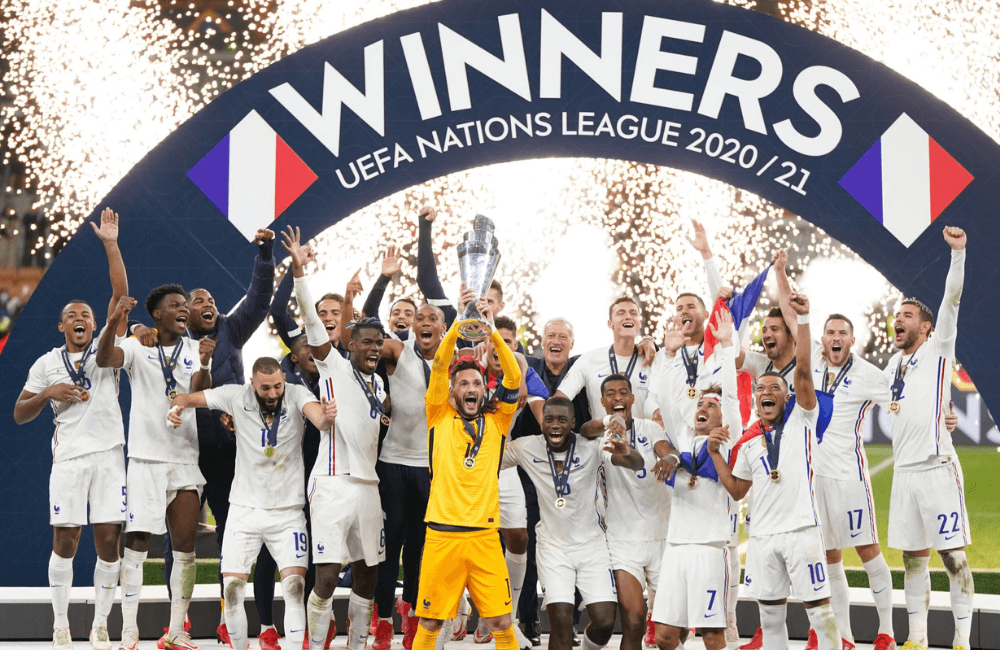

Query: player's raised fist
[112,296,137,320]
[253,228,275,245]
[787,293,810,316]
[943,226,966,250]
[419,206,436,222]
[199,338,216,364]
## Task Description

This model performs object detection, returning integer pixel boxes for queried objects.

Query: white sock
[282,575,308,649]
[49,552,74,630]
[863,555,894,637]
[827,561,852,642]
[727,545,740,639]
[169,551,197,633]
[943,551,974,648]
[224,577,248,650]
[436,618,454,650]
[120,548,146,633]
[582,628,606,650]
[805,604,838,650]
[505,551,527,620]
[903,555,930,646]
[92,558,120,628]
[758,603,788,650]
[348,592,374,650]
[308,592,334,650]
[457,591,470,616]
[646,587,656,613]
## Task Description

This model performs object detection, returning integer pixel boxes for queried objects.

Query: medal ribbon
[608,346,639,381]
[765,358,797,378]
[822,355,854,394]
[461,415,486,464]
[353,368,387,419]
[891,354,915,402]
[680,344,702,390]
[761,419,785,473]
[260,399,284,448]
[416,340,431,387]
[60,344,94,386]
[546,433,577,499]
[157,338,184,397]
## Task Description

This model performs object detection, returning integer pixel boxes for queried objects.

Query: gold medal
[264,445,275,457]
[769,469,780,482]
[888,401,900,413]
[464,457,476,469]
[686,386,697,399]
[380,414,391,426]
[80,389,90,402]
[688,475,698,488]
[168,388,178,400]
[555,497,566,509]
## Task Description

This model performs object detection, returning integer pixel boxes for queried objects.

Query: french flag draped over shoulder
[703,263,772,426]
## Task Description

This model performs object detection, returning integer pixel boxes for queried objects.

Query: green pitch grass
[847,444,999,571]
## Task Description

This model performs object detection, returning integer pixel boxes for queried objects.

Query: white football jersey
[24,337,125,463]
[312,351,383,483]
[379,340,432,468]
[733,404,820,536]
[601,418,670,542]
[742,349,802,393]
[120,336,200,464]
[663,346,742,545]
[883,249,964,470]
[502,434,606,547]
[203,383,318,509]
[646,342,725,425]
[810,350,891,480]
[558,345,651,420]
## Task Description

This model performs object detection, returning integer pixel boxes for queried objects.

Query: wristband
[796,314,810,325]
[664,452,681,466]
[200,360,212,371]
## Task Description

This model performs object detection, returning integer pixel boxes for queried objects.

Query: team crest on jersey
[52,504,61,514]
[316,542,325,553]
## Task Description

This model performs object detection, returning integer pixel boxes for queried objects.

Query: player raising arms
[167,357,337,650]
[96,282,215,650]
[283,226,387,650]
[652,309,741,650]
[410,298,522,650]
[14,208,130,650]
[708,293,840,650]
[884,226,974,650]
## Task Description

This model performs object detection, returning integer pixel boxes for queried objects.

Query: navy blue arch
[2,0,998,585]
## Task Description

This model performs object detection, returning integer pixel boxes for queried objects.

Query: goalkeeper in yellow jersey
[412,298,522,650]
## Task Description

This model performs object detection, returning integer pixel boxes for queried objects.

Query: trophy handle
[457,303,492,342]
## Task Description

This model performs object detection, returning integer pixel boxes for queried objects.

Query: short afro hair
[145,284,188,319]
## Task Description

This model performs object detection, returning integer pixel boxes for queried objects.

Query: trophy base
[457,318,492,342]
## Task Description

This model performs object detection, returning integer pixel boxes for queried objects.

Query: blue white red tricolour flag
[839,113,973,248]
[187,110,317,241]
[703,263,771,425]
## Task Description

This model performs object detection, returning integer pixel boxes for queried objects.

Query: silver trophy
[456,215,502,341]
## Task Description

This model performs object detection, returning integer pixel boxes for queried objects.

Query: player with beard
[555,296,656,421]
[798,315,896,650]
[503,396,643,650]
[161,228,275,644]
[96,285,215,650]
[410,299,522,650]
[252,334,328,650]
[883,227,974,650]
[652,310,741,650]
[370,304,449,650]
[709,293,840,650]
[577,374,672,650]
[282,227,387,650]
[15,208,129,650]
[166,357,337,650]
[737,252,798,390]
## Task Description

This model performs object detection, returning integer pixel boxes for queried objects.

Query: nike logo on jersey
[530,458,547,463]
[873,588,886,594]
[289,629,304,634]
[851,531,863,538]
[703,613,717,618]
[814,585,825,591]
[295,553,307,559]
[504,600,511,606]
[597,372,612,378]
[945,534,958,540]
[125,593,138,598]
[957,616,969,620]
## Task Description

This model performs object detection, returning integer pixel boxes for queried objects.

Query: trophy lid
[472,214,495,232]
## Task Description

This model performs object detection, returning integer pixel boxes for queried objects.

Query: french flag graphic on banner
[187,110,317,241]
[839,113,973,248]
